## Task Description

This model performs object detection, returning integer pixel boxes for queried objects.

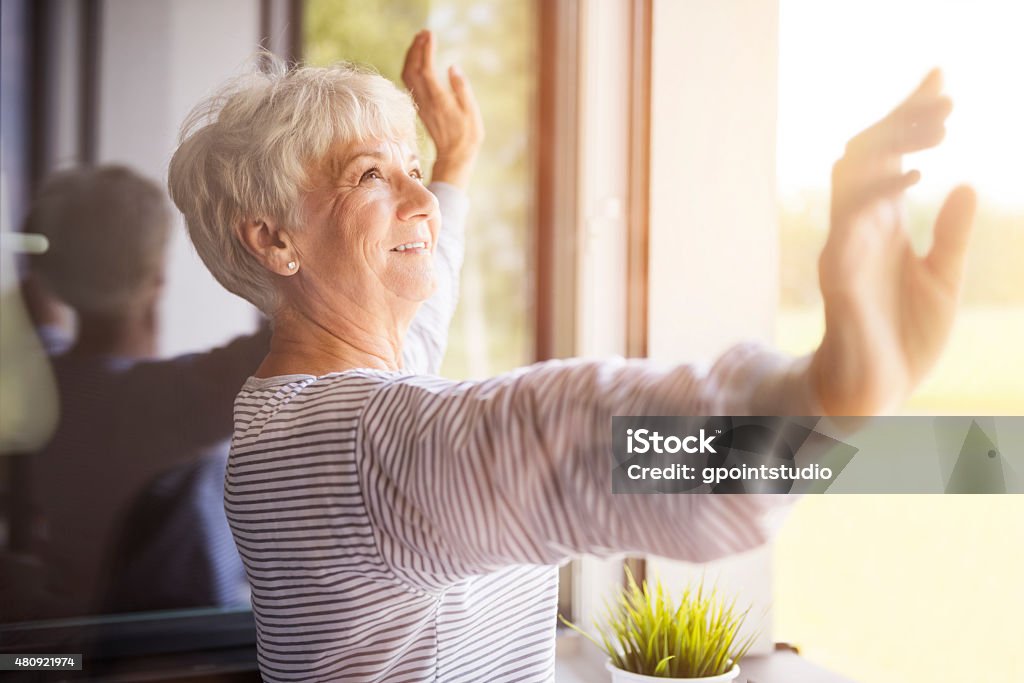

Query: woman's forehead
[319,138,420,176]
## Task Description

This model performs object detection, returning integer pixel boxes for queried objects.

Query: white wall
[568,0,635,645]
[98,0,262,356]
[648,0,781,655]
[575,0,630,360]
[649,0,780,362]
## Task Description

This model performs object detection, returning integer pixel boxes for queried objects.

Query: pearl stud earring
[287,261,297,270]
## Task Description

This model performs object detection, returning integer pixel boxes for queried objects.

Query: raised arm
[810,69,976,414]
[399,30,483,374]
[358,345,818,590]
[124,323,271,451]
[401,182,467,374]
[401,30,484,191]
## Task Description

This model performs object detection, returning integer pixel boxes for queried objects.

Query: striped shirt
[225,185,807,681]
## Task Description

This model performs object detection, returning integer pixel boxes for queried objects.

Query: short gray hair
[27,165,171,317]
[168,55,418,314]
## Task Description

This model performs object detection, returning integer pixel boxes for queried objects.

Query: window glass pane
[304,0,536,378]
[776,3,1024,682]
[776,0,1024,415]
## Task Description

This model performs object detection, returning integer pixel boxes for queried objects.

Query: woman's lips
[390,240,430,254]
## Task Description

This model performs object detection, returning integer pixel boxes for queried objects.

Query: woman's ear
[234,218,299,276]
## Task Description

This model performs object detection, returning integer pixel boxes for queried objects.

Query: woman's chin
[391,278,437,305]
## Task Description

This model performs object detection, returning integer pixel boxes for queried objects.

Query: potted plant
[560,568,757,681]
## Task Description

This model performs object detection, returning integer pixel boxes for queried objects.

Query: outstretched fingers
[448,64,482,125]
[901,67,944,106]
[402,30,443,105]
[420,29,436,76]
[924,185,978,292]
[399,29,484,188]
[401,30,425,85]
[846,69,953,159]
[846,95,953,158]
[892,96,952,151]
[832,159,920,212]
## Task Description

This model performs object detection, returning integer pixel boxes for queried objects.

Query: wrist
[807,345,832,415]
[811,324,909,416]
[430,155,477,189]
[754,352,824,417]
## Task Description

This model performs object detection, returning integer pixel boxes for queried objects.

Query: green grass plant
[561,568,758,678]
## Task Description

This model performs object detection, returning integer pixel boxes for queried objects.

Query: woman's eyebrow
[335,151,384,174]
[329,150,420,178]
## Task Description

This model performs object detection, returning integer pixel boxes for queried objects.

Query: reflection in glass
[3,167,266,622]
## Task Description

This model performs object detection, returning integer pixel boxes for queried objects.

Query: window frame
[647,0,783,654]
[544,0,655,653]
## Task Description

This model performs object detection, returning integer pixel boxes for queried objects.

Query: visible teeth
[393,241,427,252]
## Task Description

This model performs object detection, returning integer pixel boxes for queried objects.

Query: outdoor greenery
[561,569,758,678]
[779,193,1024,412]
[305,0,536,379]
[780,193,1024,309]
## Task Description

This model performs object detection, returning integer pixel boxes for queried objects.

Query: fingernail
[451,64,463,78]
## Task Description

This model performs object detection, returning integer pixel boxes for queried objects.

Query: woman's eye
[409,169,424,182]
[360,168,383,183]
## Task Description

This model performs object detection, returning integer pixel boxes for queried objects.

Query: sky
[778,0,1024,209]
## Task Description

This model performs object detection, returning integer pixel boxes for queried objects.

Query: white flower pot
[606,661,741,683]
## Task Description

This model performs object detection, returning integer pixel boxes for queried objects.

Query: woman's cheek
[428,215,441,247]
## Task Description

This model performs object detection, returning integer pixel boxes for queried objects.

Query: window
[774,2,1024,681]
[303,0,603,626]
[2,0,266,620]
[304,0,537,379]
[776,0,1024,415]
[644,0,783,655]
[640,4,1024,681]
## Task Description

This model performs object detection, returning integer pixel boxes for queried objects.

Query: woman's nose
[396,176,438,223]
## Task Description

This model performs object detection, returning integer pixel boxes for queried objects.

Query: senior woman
[168,29,975,682]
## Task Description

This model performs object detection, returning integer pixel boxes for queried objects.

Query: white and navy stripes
[227,353,797,682]
[224,183,803,681]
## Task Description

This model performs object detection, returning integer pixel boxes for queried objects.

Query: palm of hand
[401,30,484,189]
[813,70,977,415]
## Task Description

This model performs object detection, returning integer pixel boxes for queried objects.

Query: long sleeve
[400,182,468,375]
[116,323,271,453]
[357,344,819,591]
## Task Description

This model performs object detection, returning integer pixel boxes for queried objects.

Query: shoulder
[231,370,403,440]
[360,358,630,429]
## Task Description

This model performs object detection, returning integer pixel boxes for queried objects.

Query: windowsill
[556,635,856,682]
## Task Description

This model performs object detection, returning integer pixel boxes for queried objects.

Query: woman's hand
[809,69,977,415]
[402,30,484,189]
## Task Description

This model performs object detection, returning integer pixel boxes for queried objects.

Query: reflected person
[16,165,272,618]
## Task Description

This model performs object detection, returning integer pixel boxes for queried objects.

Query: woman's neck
[255,307,407,378]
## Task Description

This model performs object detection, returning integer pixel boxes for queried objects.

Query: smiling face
[284,138,440,327]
